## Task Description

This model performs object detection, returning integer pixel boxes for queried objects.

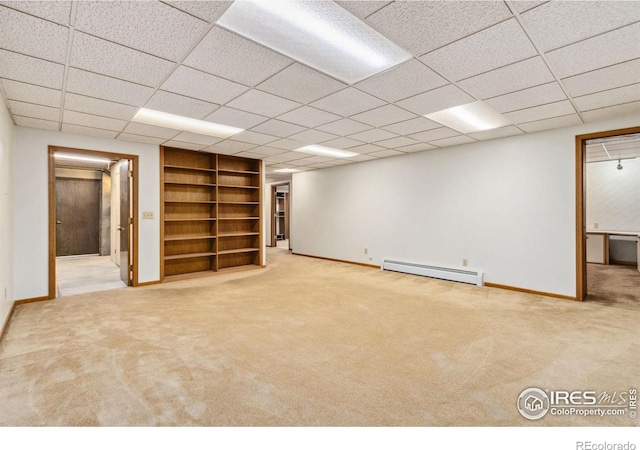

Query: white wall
[292,113,640,298]
[13,127,160,300]
[0,101,14,330]
[586,158,640,231]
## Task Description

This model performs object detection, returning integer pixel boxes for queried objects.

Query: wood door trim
[575,126,640,301]
[48,146,140,299]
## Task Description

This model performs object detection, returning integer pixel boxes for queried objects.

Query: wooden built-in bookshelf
[160,147,262,281]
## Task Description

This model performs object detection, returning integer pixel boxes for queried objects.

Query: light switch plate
[142,211,154,219]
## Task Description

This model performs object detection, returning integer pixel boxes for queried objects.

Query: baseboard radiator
[381,259,484,286]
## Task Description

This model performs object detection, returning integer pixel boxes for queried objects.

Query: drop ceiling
[1,0,639,183]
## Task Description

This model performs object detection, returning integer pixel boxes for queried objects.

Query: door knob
[117,226,125,231]
[56,220,62,224]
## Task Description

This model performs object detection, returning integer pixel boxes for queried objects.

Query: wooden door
[119,160,131,285]
[55,178,101,256]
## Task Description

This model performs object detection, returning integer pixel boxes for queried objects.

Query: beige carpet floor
[1,248,638,426]
[586,263,640,311]
[56,255,127,297]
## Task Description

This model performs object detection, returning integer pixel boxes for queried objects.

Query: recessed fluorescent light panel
[425,101,512,134]
[216,0,412,84]
[132,108,243,138]
[273,168,300,173]
[54,153,111,164]
[296,145,358,158]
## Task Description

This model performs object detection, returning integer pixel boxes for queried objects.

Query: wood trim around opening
[48,146,140,299]
[575,126,640,301]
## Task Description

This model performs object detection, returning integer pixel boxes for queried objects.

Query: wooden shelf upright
[160,146,262,281]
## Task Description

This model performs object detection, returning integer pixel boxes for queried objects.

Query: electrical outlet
[4,287,7,300]
[364,248,368,255]
[593,223,599,229]
[462,259,468,267]
[142,211,154,220]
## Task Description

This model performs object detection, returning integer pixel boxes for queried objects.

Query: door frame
[574,125,640,301]
[48,146,140,299]
[270,182,290,249]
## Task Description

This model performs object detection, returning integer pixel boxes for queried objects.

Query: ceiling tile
[0,50,64,89]
[467,125,524,141]
[346,143,385,154]
[562,58,640,98]
[9,100,60,121]
[396,142,438,153]
[205,140,258,154]
[504,100,576,124]
[75,1,209,61]
[63,110,126,132]
[575,83,640,112]
[546,23,640,79]
[64,93,137,121]
[201,145,239,156]
[122,122,180,140]
[267,138,305,151]
[335,1,391,19]
[229,131,279,145]
[250,119,306,138]
[172,132,222,146]
[13,115,58,130]
[162,66,249,105]
[373,136,419,149]
[320,137,363,149]
[244,146,287,156]
[205,107,268,129]
[508,1,547,14]
[145,90,217,120]
[117,133,166,145]
[581,102,640,124]
[421,19,536,82]
[257,63,347,104]
[367,149,406,158]
[517,114,582,132]
[66,68,154,106]
[316,118,372,136]
[396,84,475,116]
[407,127,459,142]
[295,155,334,164]
[70,32,175,87]
[61,123,118,139]
[458,57,554,99]
[310,88,385,117]
[0,1,72,24]
[485,82,567,113]
[288,129,338,145]
[232,151,266,159]
[277,106,341,128]
[350,104,416,128]
[355,59,447,103]
[429,135,477,148]
[264,152,312,163]
[162,141,205,151]
[347,128,398,143]
[0,6,68,63]
[350,153,379,162]
[521,1,640,52]
[0,79,61,107]
[184,26,292,87]
[366,1,512,55]
[382,117,441,135]
[226,89,301,117]
[162,1,231,23]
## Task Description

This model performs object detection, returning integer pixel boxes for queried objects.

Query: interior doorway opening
[576,127,640,309]
[48,146,139,298]
[271,183,290,250]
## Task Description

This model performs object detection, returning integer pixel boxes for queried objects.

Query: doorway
[575,126,640,306]
[48,146,139,298]
[271,183,290,250]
